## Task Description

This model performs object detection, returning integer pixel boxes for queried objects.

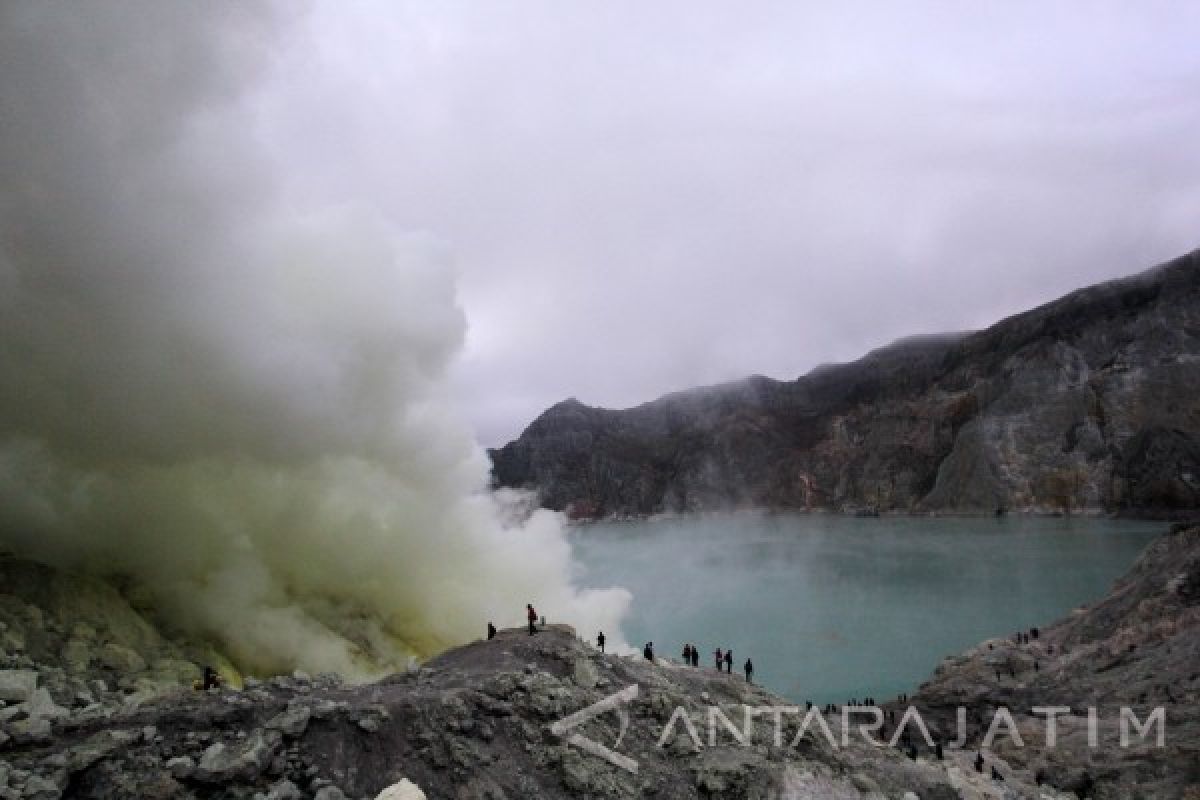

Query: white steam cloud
[0,2,628,676]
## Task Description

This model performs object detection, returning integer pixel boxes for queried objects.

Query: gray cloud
[247,1,1200,445]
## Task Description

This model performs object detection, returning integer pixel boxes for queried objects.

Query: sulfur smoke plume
[0,2,629,677]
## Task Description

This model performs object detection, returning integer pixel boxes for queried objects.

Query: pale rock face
[572,656,599,689]
[375,779,427,800]
[21,688,69,722]
[0,670,37,704]
[194,729,283,783]
[98,643,147,673]
[62,639,92,673]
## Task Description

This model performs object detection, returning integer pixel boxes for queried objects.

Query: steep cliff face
[490,251,1200,518]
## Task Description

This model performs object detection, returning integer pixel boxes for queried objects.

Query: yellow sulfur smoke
[0,1,629,677]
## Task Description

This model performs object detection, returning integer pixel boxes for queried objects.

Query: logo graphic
[550,684,639,772]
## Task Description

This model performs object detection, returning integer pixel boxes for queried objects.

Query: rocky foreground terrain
[908,522,1200,799]
[1,525,1198,798]
[0,561,1073,800]
[490,250,1200,518]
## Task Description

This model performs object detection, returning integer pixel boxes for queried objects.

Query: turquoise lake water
[569,513,1162,705]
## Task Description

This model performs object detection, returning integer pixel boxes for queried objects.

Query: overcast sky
[254,2,1200,446]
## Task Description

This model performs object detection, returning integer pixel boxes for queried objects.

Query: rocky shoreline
[1,524,1197,798]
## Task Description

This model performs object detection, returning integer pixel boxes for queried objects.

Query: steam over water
[571,514,1160,704]
[0,2,628,677]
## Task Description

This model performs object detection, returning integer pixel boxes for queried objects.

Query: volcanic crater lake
[569,513,1161,705]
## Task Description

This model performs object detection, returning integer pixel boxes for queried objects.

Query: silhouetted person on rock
[597,631,606,653]
[487,622,497,640]
[682,643,692,664]
[643,642,655,661]
[691,646,699,667]
[526,604,538,635]
[714,647,723,669]
[744,658,753,682]
[724,650,733,674]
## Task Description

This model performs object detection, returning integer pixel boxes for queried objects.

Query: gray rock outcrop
[908,523,1200,799]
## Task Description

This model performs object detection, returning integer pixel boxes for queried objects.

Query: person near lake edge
[682,643,692,665]
[744,658,753,682]
[487,622,496,640]
[691,646,699,667]
[714,647,723,669]
[596,631,605,653]
[643,641,654,660]
[724,649,733,673]
[526,603,537,635]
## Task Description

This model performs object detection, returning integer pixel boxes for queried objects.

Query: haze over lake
[570,514,1161,704]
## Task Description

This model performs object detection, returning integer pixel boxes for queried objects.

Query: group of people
[711,647,753,682]
[489,606,757,682]
[484,602,544,642]
[637,643,754,682]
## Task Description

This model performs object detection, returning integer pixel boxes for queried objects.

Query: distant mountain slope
[490,250,1200,518]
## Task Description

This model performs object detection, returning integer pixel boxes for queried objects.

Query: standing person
[724,649,733,674]
[597,631,606,653]
[643,641,655,661]
[714,647,723,670]
[526,604,538,635]
[682,643,692,665]
[744,658,754,682]
[691,646,699,667]
[487,622,497,640]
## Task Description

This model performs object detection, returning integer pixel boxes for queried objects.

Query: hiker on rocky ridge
[487,622,496,640]
[724,649,733,673]
[744,658,753,682]
[596,631,606,653]
[526,604,537,635]
[714,647,723,669]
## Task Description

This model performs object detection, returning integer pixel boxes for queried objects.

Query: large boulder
[375,780,427,800]
[0,670,37,704]
[194,729,282,783]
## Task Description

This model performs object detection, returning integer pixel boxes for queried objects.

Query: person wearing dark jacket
[487,622,497,640]
[743,658,754,682]
[724,649,733,673]
[596,631,606,653]
[526,604,538,635]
